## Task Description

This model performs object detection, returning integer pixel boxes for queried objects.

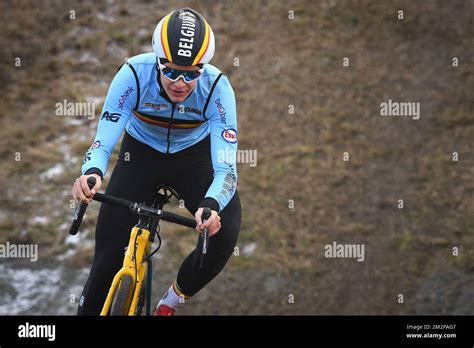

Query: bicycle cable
[134,220,147,285]
[146,224,162,261]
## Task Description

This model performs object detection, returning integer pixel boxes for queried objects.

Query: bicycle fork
[100,226,152,315]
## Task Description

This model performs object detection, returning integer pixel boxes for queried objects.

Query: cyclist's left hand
[195,208,221,237]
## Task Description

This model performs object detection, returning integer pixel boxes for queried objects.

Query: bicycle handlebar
[69,176,198,235]
[68,176,210,271]
[93,192,133,210]
[161,211,196,228]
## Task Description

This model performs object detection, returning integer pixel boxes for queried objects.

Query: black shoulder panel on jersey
[202,73,223,120]
[125,61,141,110]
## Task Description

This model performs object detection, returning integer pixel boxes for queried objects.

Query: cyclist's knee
[207,222,240,270]
[219,224,239,253]
[218,204,241,252]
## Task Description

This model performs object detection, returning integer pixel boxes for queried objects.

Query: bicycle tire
[110,274,134,315]
[135,270,147,316]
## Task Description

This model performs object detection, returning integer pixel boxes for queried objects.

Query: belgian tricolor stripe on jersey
[133,110,206,129]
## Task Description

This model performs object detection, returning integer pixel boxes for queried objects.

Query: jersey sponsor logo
[216,162,237,204]
[177,11,197,58]
[145,102,168,111]
[214,98,226,124]
[178,105,202,115]
[90,140,101,150]
[101,111,121,122]
[82,151,91,164]
[118,86,134,110]
[222,128,237,143]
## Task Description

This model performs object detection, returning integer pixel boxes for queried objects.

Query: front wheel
[135,270,147,316]
[110,275,134,315]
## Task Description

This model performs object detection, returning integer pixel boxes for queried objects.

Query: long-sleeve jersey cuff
[199,197,220,212]
[84,167,104,180]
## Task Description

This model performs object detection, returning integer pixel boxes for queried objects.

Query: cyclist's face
[160,62,200,103]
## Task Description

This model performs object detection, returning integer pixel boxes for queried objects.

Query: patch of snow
[57,143,73,165]
[22,196,34,202]
[69,26,92,37]
[80,239,95,250]
[97,11,115,23]
[107,43,128,58]
[78,133,89,142]
[64,118,84,127]
[137,28,148,38]
[58,222,70,232]
[52,210,62,218]
[0,265,62,315]
[0,210,8,222]
[243,242,257,256]
[56,248,78,261]
[0,264,91,315]
[57,134,68,143]
[39,163,65,181]
[65,234,80,245]
[85,95,104,106]
[31,216,49,226]
[30,186,40,195]
[79,51,101,65]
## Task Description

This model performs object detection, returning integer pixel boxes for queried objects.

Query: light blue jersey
[82,53,238,211]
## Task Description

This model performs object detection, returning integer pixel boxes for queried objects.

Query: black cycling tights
[77,132,241,315]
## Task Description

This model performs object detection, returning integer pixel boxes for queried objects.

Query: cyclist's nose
[174,78,187,88]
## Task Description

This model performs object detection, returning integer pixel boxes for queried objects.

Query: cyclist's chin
[169,95,187,103]
[167,90,191,103]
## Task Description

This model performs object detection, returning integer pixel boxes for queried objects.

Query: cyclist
[72,7,241,316]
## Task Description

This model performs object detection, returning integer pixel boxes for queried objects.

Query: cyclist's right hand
[72,174,102,204]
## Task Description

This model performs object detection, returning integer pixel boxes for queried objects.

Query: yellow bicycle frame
[100,225,153,315]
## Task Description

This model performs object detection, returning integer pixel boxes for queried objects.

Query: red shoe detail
[153,304,176,316]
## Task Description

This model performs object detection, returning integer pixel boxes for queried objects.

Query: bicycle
[68,177,211,316]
